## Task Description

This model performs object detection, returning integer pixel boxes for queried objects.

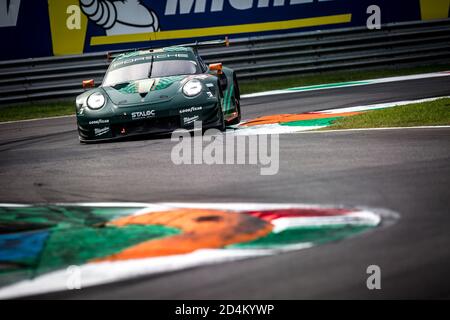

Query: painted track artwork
[0,203,390,298]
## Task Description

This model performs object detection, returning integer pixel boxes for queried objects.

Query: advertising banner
[0,0,449,60]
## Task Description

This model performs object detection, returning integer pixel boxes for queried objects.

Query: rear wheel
[214,81,226,132]
[227,77,241,125]
[216,103,226,131]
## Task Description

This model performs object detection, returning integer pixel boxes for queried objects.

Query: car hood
[103,75,189,106]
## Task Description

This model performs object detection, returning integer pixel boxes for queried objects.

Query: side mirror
[209,63,223,75]
[82,79,95,89]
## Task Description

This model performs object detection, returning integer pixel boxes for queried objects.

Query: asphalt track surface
[1,76,450,299]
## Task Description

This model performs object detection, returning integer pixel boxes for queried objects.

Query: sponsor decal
[131,110,156,120]
[179,106,202,114]
[80,0,160,36]
[165,0,331,15]
[94,127,110,136]
[0,202,397,298]
[0,0,21,27]
[183,115,200,125]
[88,119,109,125]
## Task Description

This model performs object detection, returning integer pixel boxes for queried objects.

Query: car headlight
[87,92,105,109]
[183,79,202,97]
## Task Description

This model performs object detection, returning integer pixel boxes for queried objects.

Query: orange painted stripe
[240,112,361,127]
[94,209,272,262]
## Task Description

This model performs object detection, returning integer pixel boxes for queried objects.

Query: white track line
[0,114,74,126]
[317,96,450,114]
[241,71,450,99]
[301,125,450,134]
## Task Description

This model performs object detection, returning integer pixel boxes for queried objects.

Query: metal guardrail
[0,19,449,104]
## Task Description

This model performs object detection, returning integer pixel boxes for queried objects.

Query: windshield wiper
[148,55,154,79]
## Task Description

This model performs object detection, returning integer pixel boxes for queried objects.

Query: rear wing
[107,36,230,61]
[180,36,230,51]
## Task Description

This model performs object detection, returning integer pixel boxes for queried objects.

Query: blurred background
[0,0,449,105]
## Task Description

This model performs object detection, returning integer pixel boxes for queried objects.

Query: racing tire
[216,104,226,132]
[227,77,241,126]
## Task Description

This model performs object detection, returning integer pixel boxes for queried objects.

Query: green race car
[75,42,241,142]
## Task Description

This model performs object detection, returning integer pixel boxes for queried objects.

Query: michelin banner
[0,0,449,60]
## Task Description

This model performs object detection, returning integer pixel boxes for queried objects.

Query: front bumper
[77,102,222,142]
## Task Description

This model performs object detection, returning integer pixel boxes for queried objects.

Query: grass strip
[325,98,450,130]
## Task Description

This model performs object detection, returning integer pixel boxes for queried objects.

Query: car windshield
[103,60,200,87]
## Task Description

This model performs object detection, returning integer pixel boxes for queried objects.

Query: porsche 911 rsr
[75,43,241,142]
